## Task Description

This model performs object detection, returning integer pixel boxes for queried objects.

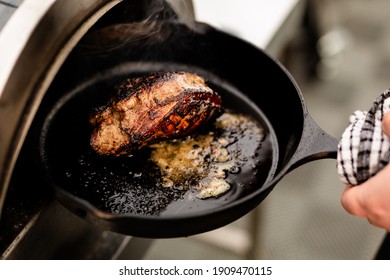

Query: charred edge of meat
[89,71,222,157]
[128,90,223,149]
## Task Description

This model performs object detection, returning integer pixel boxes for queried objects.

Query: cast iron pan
[39,20,338,238]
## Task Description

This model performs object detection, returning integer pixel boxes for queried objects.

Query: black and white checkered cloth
[337,89,390,185]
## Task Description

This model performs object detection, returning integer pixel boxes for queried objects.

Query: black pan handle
[286,114,339,172]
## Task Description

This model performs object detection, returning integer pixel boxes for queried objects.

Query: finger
[340,184,367,218]
[343,163,390,222]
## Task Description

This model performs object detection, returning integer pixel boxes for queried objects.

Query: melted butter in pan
[150,112,265,199]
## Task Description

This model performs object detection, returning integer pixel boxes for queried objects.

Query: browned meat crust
[90,72,222,156]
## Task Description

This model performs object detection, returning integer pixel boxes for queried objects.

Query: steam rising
[76,0,199,56]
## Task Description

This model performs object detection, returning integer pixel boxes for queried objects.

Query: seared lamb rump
[90,72,222,156]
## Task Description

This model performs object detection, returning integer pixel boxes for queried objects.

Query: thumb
[341,184,367,218]
[382,111,390,137]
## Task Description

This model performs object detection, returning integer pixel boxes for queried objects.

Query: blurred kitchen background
[143,0,390,259]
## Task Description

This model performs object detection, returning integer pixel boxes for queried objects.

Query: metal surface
[2,200,145,259]
[0,0,124,219]
[2,200,153,259]
[0,0,195,259]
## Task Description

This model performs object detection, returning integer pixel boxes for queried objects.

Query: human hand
[341,111,390,231]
